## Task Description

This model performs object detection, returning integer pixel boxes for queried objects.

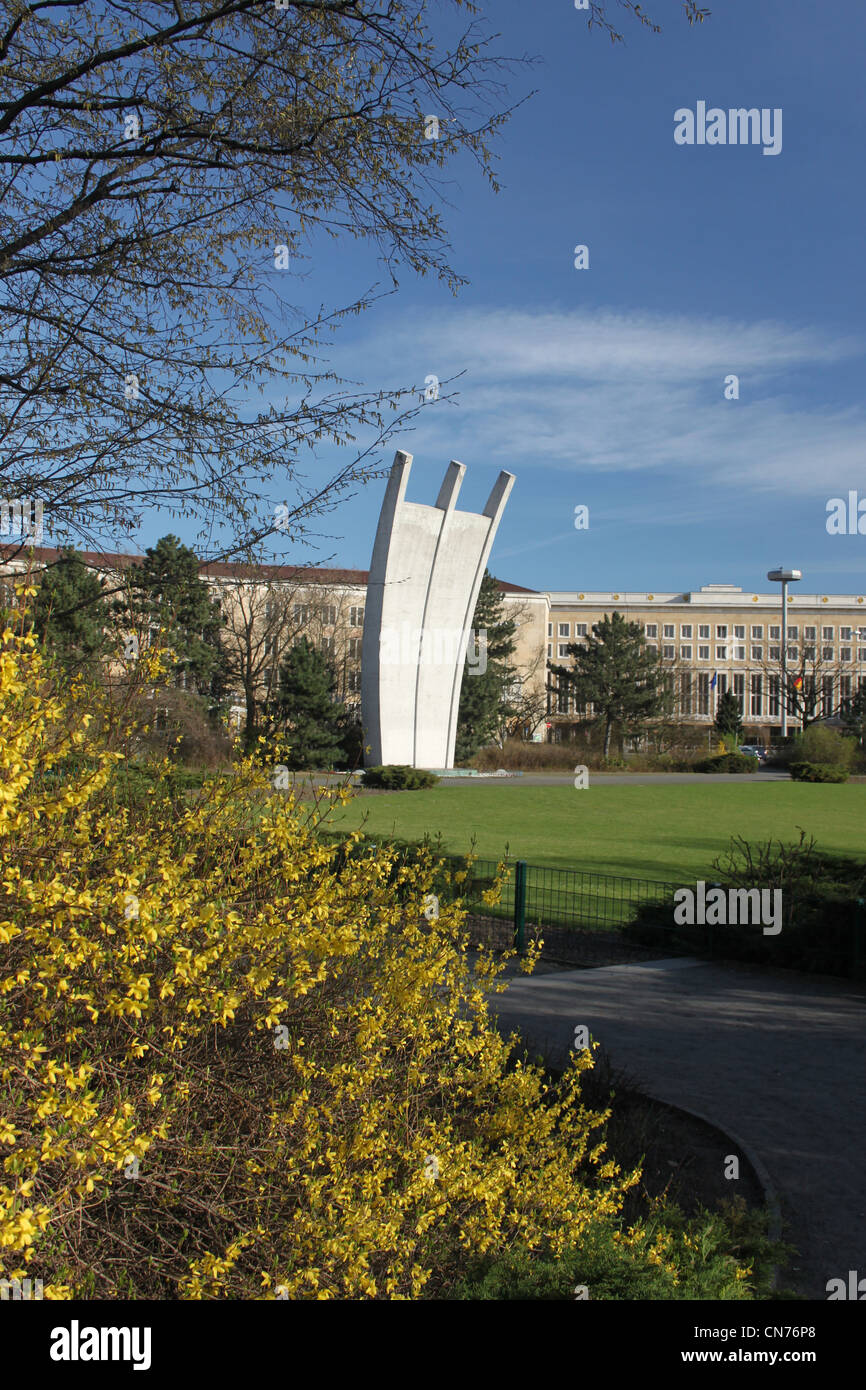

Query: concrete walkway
[490,957,866,1299]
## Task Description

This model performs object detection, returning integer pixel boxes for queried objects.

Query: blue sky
[138,0,866,596]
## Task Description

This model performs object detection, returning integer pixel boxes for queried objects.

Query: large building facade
[3,548,864,745]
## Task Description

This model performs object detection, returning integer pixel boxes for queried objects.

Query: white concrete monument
[361,451,515,768]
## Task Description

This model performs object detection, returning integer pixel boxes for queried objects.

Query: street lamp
[767,567,802,739]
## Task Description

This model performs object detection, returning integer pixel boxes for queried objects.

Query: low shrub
[361,764,439,790]
[623,832,866,977]
[692,753,759,774]
[789,762,849,783]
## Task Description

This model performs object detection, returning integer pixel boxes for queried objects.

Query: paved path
[490,957,866,1299]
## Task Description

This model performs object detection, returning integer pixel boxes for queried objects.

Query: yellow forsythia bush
[0,628,639,1299]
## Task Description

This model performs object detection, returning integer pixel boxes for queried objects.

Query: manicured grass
[323,782,866,880]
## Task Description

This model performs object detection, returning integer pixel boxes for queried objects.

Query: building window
[663,644,675,659]
[347,670,361,693]
[557,684,570,714]
[861,650,866,663]
[716,625,727,639]
[821,676,834,717]
[768,675,781,717]
[822,645,834,661]
[321,636,335,655]
[319,605,336,626]
[697,673,710,716]
[547,644,552,659]
[734,646,745,661]
[558,643,570,658]
[681,624,692,639]
[840,675,852,711]
[841,647,852,662]
[575,623,587,637]
[823,626,834,640]
[263,668,273,687]
[559,622,570,638]
[751,625,763,639]
[788,626,799,640]
[264,635,278,657]
[803,646,815,661]
[350,605,365,627]
[698,645,710,661]
[769,646,781,661]
[663,624,675,638]
[699,624,710,640]
[716,646,727,661]
[547,623,553,637]
[751,646,763,662]
[292,603,309,622]
[646,643,658,654]
[733,673,745,715]
[804,626,816,641]
[770,625,781,640]
[645,624,657,638]
[840,626,852,641]
[680,672,692,715]
[680,644,692,660]
[348,637,362,659]
[717,673,728,698]
[787,645,799,662]
[750,674,763,718]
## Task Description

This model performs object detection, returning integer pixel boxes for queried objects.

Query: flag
[710,672,718,690]
[793,675,803,691]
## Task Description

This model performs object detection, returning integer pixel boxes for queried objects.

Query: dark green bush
[360,764,439,790]
[789,762,849,783]
[693,752,759,774]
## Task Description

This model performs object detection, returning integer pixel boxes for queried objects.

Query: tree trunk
[603,717,612,759]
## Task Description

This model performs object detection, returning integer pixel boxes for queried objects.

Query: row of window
[549,621,865,642]
[264,602,365,627]
[550,642,866,662]
[549,673,865,720]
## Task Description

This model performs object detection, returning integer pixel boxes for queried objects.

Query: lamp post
[767,568,802,738]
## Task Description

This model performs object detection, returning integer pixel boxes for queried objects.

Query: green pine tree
[454,571,517,763]
[550,612,668,760]
[32,547,111,675]
[122,535,226,701]
[271,637,348,770]
[713,688,743,744]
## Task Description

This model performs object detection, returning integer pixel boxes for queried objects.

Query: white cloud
[341,305,866,498]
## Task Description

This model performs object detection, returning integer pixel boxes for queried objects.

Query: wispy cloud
[337,305,865,498]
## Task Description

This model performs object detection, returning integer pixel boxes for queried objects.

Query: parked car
[739,744,767,762]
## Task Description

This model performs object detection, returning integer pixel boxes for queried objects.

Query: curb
[641,1093,784,1293]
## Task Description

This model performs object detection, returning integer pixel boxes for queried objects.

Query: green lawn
[323,781,866,880]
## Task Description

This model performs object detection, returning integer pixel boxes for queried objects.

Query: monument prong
[360,451,514,770]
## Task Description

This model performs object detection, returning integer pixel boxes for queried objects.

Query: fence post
[514,860,527,956]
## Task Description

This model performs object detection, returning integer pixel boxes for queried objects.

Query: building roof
[0,546,536,594]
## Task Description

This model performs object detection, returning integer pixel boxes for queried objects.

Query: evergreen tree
[123,535,226,701]
[454,571,517,763]
[713,688,744,744]
[841,685,866,748]
[550,612,667,760]
[32,548,110,675]
[271,638,348,770]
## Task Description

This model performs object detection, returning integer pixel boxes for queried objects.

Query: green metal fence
[437,856,683,946]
